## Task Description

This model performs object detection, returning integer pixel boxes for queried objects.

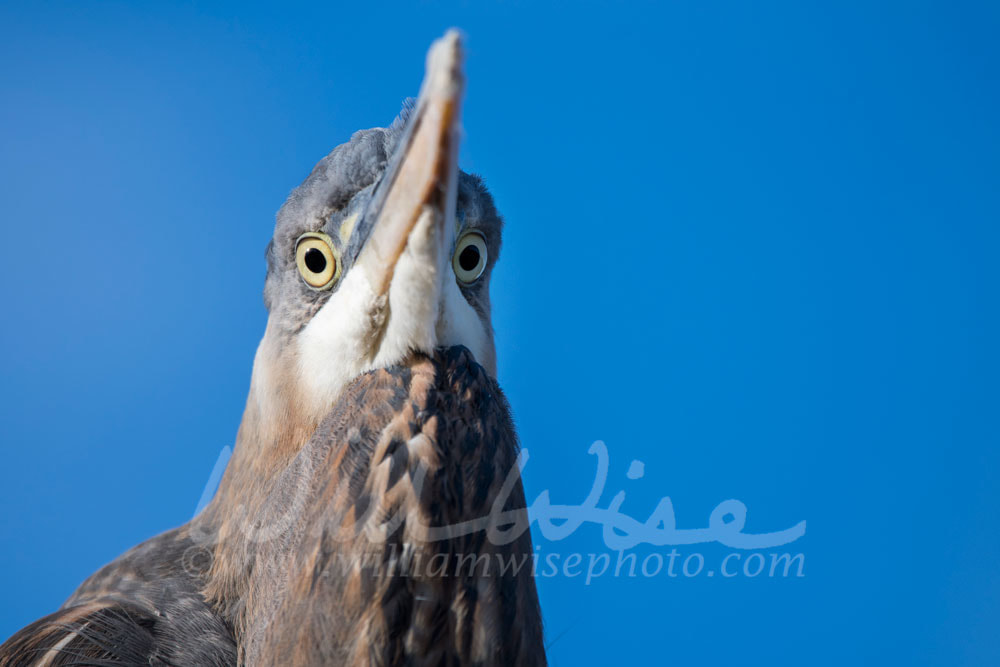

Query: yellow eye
[453,231,487,284]
[295,232,339,290]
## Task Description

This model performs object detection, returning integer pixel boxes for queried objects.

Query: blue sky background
[1,1,998,664]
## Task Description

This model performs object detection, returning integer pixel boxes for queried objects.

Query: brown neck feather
[196,334,321,634]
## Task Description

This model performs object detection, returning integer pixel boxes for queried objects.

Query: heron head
[250,31,500,430]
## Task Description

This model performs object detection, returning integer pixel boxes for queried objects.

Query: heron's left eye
[453,232,487,285]
[295,233,339,290]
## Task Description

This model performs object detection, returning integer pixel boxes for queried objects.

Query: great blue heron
[1,30,546,666]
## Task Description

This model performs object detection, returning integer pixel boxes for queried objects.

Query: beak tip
[436,28,464,61]
[424,29,465,101]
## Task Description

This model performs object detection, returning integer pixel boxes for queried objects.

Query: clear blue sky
[1,1,998,664]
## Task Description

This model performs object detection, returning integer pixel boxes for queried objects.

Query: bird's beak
[355,30,464,299]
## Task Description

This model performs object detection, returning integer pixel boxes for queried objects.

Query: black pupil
[458,245,480,272]
[304,247,327,274]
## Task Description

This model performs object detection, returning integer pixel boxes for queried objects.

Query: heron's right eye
[295,233,339,290]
